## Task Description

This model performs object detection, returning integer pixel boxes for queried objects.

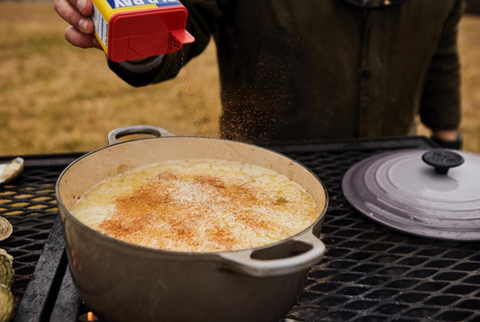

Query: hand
[431,130,462,149]
[53,0,103,50]
[432,130,458,142]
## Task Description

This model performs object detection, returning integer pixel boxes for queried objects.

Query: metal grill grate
[0,165,66,306]
[1,139,479,322]
[281,148,480,322]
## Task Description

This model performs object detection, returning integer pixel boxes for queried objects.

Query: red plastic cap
[108,5,195,62]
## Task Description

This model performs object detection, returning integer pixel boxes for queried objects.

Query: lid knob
[422,150,464,175]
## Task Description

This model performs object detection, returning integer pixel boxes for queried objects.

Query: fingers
[54,0,94,34]
[54,0,92,19]
[65,26,103,50]
[73,0,93,16]
[54,0,102,50]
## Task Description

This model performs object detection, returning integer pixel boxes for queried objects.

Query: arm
[108,0,224,87]
[420,0,465,145]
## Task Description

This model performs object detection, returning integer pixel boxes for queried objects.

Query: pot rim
[55,135,329,256]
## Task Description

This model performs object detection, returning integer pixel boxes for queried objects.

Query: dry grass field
[0,3,479,155]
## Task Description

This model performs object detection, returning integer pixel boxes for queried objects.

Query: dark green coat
[110,0,464,143]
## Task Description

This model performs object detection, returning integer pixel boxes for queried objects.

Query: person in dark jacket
[54,0,464,147]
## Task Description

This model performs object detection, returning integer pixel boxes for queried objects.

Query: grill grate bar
[13,219,68,322]
[50,269,79,322]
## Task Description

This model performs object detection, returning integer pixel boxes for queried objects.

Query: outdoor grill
[1,137,480,322]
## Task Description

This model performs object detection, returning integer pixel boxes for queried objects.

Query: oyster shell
[0,283,14,322]
[0,217,13,242]
[0,249,14,287]
[0,157,24,185]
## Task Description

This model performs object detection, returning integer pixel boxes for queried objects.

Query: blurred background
[0,1,479,156]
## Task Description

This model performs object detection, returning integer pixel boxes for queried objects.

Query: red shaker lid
[108,5,194,62]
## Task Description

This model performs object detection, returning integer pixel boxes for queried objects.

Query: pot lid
[342,149,480,241]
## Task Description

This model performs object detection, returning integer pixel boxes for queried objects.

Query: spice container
[91,0,194,62]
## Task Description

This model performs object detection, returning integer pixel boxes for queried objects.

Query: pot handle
[108,125,175,145]
[219,231,325,277]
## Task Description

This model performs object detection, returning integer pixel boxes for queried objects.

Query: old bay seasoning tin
[91,0,194,62]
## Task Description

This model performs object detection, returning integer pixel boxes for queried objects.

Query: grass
[0,2,479,155]
[0,2,222,155]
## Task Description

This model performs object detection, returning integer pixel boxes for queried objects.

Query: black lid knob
[422,150,464,175]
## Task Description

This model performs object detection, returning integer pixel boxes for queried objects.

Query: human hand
[431,130,462,149]
[432,130,458,142]
[53,0,103,50]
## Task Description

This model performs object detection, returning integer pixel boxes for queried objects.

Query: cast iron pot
[56,125,328,322]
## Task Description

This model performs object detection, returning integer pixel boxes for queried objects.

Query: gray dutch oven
[56,125,328,322]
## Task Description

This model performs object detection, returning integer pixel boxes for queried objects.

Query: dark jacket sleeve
[108,0,223,87]
[420,0,465,131]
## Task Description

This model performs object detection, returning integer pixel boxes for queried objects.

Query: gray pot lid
[342,149,480,241]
